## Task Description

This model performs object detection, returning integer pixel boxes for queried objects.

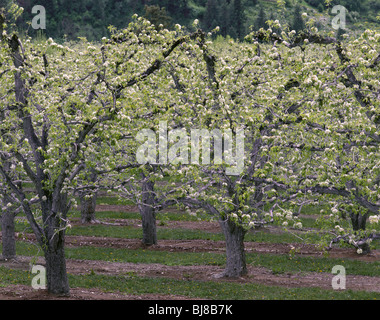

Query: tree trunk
[6,30,70,296]
[219,217,247,277]
[140,205,157,246]
[41,195,70,296]
[80,191,98,224]
[1,209,16,260]
[350,212,368,231]
[79,169,98,224]
[1,164,16,260]
[44,236,70,296]
[350,211,370,254]
[139,174,157,246]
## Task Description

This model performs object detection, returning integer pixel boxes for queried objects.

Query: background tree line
[1,0,379,41]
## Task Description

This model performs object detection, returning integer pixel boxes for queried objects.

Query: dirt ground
[1,207,379,300]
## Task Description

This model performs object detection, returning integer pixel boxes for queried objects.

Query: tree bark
[1,167,17,260]
[139,177,157,246]
[219,217,247,277]
[140,204,157,246]
[350,212,368,231]
[79,169,98,224]
[1,209,16,260]
[80,191,98,224]
[350,211,371,254]
[44,235,70,296]
[40,194,71,296]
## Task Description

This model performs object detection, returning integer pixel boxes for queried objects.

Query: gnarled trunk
[220,217,247,277]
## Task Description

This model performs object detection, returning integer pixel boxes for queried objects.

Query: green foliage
[0,0,23,31]
[304,0,323,7]
[291,4,305,32]
[254,5,266,30]
[143,5,172,30]
[231,0,245,40]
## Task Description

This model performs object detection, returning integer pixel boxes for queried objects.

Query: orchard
[0,7,379,299]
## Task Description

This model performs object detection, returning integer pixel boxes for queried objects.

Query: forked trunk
[220,217,247,277]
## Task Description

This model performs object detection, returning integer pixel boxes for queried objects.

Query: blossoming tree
[0,14,203,295]
[253,24,380,253]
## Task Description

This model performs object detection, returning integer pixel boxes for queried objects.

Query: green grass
[9,208,380,251]
[67,224,224,240]
[298,217,319,228]
[66,223,318,243]
[2,198,379,300]
[96,196,130,206]
[0,266,379,300]
[11,215,354,247]
[68,274,380,300]
[68,209,207,222]
[69,210,141,220]
[249,253,380,277]
[8,241,380,277]
[0,267,32,287]
[66,247,224,266]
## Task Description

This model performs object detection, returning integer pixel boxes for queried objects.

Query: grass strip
[0,266,379,300]
[66,223,320,244]
[9,241,380,277]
